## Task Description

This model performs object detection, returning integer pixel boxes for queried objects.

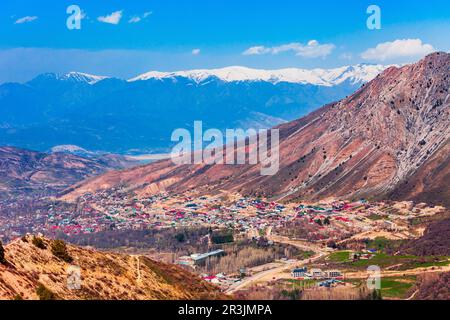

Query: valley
[0,53,449,300]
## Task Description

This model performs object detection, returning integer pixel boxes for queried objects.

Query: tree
[175,233,186,243]
[369,289,382,300]
[0,240,5,264]
[211,231,234,244]
[36,283,57,300]
[32,236,47,249]
[51,240,73,263]
[327,240,337,249]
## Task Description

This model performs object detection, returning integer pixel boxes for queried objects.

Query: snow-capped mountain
[58,72,109,84]
[0,63,392,153]
[32,72,109,85]
[25,65,390,87]
[50,144,94,156]
[129,64,390,86]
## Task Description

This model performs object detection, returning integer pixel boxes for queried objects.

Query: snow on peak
[58,72,109,85]
[50,145,92,154]
[128,64,391,86]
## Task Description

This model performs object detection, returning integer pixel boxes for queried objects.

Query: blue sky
[0,0,449,83]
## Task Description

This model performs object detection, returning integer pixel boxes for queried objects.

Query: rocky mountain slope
[0,235,225,300]
[0,146,136,199]
[400,217,450,256]
[61,52,450,207]
[414,272,450,300]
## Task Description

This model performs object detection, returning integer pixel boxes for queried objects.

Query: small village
[1,187,447,297]
[0,186,444,245]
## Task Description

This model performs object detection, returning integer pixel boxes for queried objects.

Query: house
[325,270,343,279]
[190,249,225,264]
[310,268,323,279]
[202,275,219,283]
[292,267,308,278]
[360,253,374,260]
[176,256,195,267]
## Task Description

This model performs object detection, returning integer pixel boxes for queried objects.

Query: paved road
[225,236,329,294]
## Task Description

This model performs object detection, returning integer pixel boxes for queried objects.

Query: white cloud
[339,53,353,60]
[243,40,335,58]
[128,11,152,24]
[128,16,141,23]
[243,46,271,55]
[191,49,201,55]
[14,16,38,24]
[98,10,123,25]
[77,10,87,21]
[361,39,435,61]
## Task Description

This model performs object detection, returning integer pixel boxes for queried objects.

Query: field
[380,277,416,299]
[326,251,450,271]
[345,276,417,299]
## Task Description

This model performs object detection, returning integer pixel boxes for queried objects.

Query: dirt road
[344,265,450,279]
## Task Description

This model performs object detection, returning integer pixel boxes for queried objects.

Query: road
[406,290,419,300]
[225,235,330,294]
[225,251,327,294]
[225,231,450,297]
[344,265,450,279]
[268,234,330,253]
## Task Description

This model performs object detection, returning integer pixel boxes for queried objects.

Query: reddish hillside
[400,217,450,256]
[0,236,226,300]
[0,146,137,199]
[61,52,450,206]
[414,272,450,300]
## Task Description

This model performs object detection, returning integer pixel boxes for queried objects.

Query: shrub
[211,231,234,244]
[36,284,57,300]
[32,236,47,249]
[51,240,73,263]
[175,233,186,243]
[369,289,382,300]
[0,240,5,264]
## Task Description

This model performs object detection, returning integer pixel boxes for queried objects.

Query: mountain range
[0,64,388,154]
[129,64,387,86]
[60,52,450,208]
